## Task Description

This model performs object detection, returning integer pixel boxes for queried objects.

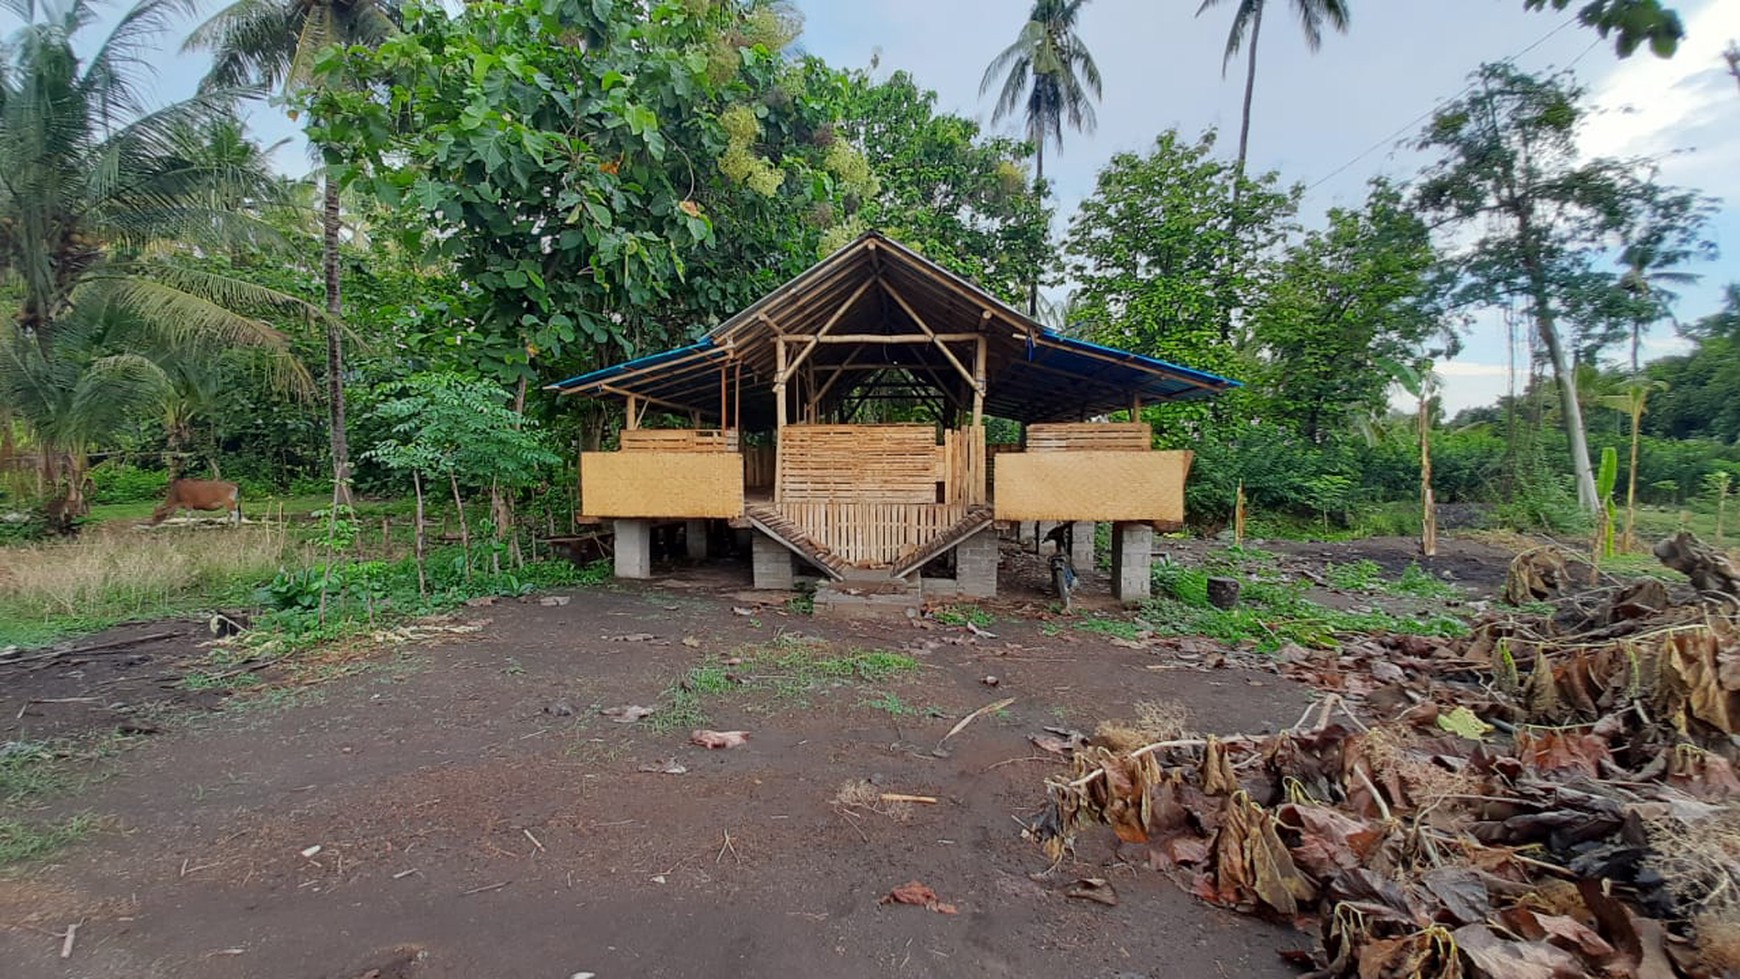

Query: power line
[1305,15,1582,193]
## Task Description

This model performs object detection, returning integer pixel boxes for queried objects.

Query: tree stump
[1653,532,1740,596]
[1207,576,1242,610]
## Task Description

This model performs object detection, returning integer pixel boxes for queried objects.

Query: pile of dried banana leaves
[1034,534,1740,978]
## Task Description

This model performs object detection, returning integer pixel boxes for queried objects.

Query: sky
[74,0,1740,415]
[790,0,1740,413]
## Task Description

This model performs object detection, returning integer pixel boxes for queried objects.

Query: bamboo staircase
[744,502,993,582]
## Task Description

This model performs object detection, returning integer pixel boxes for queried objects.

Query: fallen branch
[940,697,1015,745]
[1,631,181,668]
[879,793,938,805]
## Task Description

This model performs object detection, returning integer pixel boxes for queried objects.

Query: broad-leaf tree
[309,0,860,391]
[1414,63,1708,513]
[1252,181,1450,442]
[0,0,316,527]
[1523,0,1683,58]
[187,0,402,504]
[1195,0,1349,179]
[828,69,1051,308]
[1060,129,1298,404]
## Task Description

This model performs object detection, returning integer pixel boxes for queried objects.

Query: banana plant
[1594,446,1620,575]
[1598,377,1668,551]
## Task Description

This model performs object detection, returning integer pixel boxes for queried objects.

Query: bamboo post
[774,337,787,503]
[625,395,639,430]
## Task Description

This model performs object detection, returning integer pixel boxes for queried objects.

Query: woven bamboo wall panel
[581,451,743,517]
[993,450,1193,522]
[619,429,736,452]
[1025,423,1152,452]
[779,424,939,503]
[778,502,967,567]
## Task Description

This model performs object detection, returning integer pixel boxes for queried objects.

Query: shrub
[87,462,168,504]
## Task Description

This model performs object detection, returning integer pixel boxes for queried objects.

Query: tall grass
[0,524,297,647]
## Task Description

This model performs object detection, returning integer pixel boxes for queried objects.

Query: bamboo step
[889,505,994,578]
[743,504,850,580]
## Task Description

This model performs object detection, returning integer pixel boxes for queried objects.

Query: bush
[87,462,168,504]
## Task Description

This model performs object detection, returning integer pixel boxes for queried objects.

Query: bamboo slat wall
[777,502,967,567]
[619,429,737,452]
[1025,423,1152,453]
[940,426,986,505]
[777,424,938,503]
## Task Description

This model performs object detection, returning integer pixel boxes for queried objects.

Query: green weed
[1325,559,1385,591]
[1075,617,1145,641]
[1141,577,1468,654]
[647,641,920,731]
[932,604,993,628]
[858,692,939,717]
[1389,563,1462,599]
[0,813,98,865]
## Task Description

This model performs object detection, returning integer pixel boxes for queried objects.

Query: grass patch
[1149,561,1467,653]
[1389,563,1462,599]
[1075,617,1146,641]
[857,691,941,718]
[932,604,993,629]
[1325,559,1385,591]
[648,637,921,732]
[0,523,297,648]
[0,813,98,865]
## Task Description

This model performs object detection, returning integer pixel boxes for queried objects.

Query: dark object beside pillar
[1207,576,1241,610]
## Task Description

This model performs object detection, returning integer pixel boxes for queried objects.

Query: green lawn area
[88,493,333,524]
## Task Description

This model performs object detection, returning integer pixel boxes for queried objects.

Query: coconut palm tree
[980,0,1100,314]
[1617,236,1699,373]
[0,0,317,527]
[1196,0,1350,177]
[186,0,401,504]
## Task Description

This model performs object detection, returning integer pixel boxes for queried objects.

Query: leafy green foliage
[1522,0,1683,58]
[365,372,560,492]
[310,0,862,387]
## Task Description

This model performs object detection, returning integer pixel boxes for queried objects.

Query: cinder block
[614,518,651,579]
[955,526,999,598]
[1070,521,1096,569]
[1111,521,1153,604]
[751,530,794,590]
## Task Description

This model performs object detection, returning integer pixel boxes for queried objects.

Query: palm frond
[64,351,170,446]
[284,1,335,91]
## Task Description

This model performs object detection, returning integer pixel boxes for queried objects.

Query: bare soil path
[2,572,1319,979]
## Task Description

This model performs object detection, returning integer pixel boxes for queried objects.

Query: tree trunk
[1234,0,1264,184]
[1419,396,1437,558]
[412,470,427,598]
[1028,140,1044,317]
[166,419,187,480]
[1518,218,1598,511]
[449,472,471,581]
[323,174,353,507]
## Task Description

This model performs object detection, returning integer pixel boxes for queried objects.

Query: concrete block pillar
[1070,521,1096,570]
[685,519,710,561]
[955,526,999,598]
[751,531,794,590]
[614,518,652,579]
[1111,521,1153,605]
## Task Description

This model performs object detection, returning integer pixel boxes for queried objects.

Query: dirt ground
[0,535,1514,979]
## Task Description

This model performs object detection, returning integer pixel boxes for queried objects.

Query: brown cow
[150,479,242,526]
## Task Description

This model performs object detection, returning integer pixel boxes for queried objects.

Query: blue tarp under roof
[546,232,1238,425]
